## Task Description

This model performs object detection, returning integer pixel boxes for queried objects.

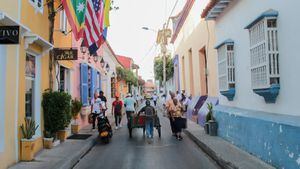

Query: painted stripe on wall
[0,45,7,152]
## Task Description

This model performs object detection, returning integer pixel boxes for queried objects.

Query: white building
[202,0,300,168]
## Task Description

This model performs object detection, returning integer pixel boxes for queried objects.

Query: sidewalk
[184,120,275,169]
[9,126,98,169]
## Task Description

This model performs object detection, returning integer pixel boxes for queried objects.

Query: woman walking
[171,98,184,140]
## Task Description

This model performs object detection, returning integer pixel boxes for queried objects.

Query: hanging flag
[83,0,102,55]
[62,0,87,40]
[103,0,111,28]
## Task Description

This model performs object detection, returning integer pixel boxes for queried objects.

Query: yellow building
[171,0,219,125]
[171,0,218,97]
[0,1,53,168]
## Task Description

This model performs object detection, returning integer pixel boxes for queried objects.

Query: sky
[107,0,186,81]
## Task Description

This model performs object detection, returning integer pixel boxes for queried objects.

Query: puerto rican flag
[83,0,103,55]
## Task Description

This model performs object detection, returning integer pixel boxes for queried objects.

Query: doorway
[199,47,208,96]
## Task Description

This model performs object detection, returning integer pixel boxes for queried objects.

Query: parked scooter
[97,115,112,143]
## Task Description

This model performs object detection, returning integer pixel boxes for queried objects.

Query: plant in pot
[206,103,218,136]
[20,118,39,161]
[43,131,54,149]
[42,90,71,143]
[71,99,82,134]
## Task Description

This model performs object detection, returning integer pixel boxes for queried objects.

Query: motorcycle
[97,115,113,144]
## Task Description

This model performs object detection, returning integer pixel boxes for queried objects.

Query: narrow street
[73,105,220,169]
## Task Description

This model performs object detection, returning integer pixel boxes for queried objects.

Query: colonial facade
[0,1,53,168]
[202,0,300,168]
[171,0,219,125]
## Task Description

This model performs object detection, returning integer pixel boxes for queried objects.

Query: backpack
[114,101,122,114]
[144,106,155,117]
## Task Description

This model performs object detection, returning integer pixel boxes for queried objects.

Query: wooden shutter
[80,63,88,106]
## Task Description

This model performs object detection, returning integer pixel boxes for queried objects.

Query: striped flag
[83,0,102,55]
[62,0,87,40]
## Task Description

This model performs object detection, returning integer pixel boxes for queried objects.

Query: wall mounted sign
[0,26,19,44]
[54,48,78,60]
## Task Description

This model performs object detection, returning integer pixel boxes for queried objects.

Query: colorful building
[170,0,219,124]
[202,0,300,168]
[0,1,53,168]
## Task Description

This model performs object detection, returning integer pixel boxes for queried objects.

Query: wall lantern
[105,63,110,72]
[100,58,105,68]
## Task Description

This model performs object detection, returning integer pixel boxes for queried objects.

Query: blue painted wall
[214,105,300,169]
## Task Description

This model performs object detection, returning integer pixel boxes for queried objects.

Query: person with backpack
[138,100,156,141]
[112,96,123,130]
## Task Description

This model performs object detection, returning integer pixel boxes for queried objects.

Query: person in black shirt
[98,91,107,116]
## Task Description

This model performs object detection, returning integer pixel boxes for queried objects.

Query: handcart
[127,114,161,138]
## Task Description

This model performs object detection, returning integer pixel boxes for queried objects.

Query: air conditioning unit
[60,10,68,35]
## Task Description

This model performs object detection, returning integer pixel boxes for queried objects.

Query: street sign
[0,26,19,44]
[54,48,78,60]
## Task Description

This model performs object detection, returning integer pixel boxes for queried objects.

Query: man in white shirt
[176,91,182,102]
[152,93,158,106]
[91,93,103,129]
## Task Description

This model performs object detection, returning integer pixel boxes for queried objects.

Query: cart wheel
[158,127,161,138]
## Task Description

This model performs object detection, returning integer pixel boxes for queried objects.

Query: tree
[154,56,174,84]
[116,67,138,86]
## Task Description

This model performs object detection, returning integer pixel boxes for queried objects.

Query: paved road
[73,104,220,169]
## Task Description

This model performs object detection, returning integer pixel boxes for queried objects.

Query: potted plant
[206,103,218,136]
[42,90,71,143]
[71,99,82,134]
[20,118,39,161]
[43,131,53,149]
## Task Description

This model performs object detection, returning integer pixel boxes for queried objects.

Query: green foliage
[71,99,82,118]
[154,56,174,83]
[20,118,39,139]
[116,67,138,86]
[206,103,214,122]
[42,90,72,137]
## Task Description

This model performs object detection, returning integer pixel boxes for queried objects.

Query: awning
[0,11,30,36]
[24,32,54,54]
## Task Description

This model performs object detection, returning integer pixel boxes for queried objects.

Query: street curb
[183,129,237,169]
[53,134,98,169]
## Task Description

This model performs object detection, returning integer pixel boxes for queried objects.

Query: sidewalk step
[184,120,275,169]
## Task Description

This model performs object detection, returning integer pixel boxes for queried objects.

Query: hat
[127,93,132,97]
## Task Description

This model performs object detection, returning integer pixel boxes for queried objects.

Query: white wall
[0,46,7,152]
[215,0,300,116]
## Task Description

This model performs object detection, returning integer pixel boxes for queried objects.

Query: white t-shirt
[152,95,158,101]
[176,94,182,101]
[92,98,102,114]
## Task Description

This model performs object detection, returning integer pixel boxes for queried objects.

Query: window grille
[217,42,235,91]
[249,17,279,89]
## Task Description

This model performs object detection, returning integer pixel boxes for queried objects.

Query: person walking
[98,91,107,116]
[165,91,176,136]
[138,100,156,142]
[112,96,123,130]
[124,93,136,127]
[171,98,184,140]
[152,93,158,106]
[91,93,102,129]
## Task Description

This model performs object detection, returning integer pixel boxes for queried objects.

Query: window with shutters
[245,9,280,103]
[80,64,89,106]
[29,0,43,13]
[248,17,279,89]
[216,40,235,101]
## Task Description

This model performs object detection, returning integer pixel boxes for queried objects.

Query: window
[59,66,70,93]
[247,11,279,90]
[60,10,68,35]
[217,41,235,91]
[25,53,36,118]
[29,0,43,13]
